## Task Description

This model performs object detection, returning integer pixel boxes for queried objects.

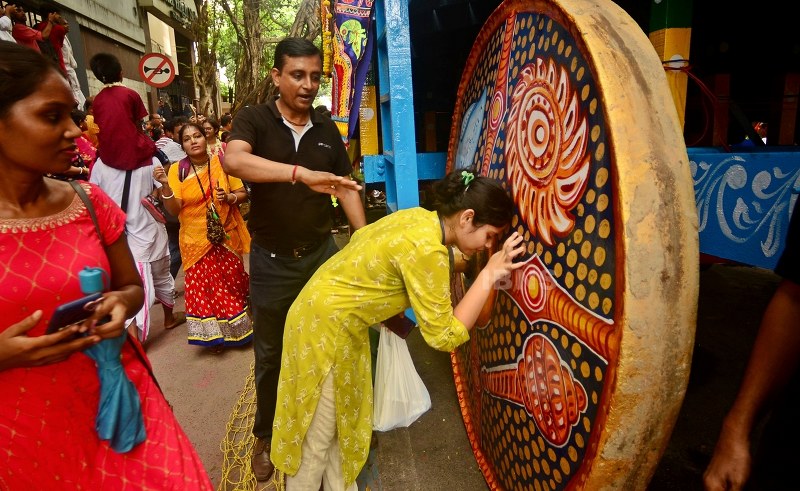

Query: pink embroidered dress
[0,182,212,490]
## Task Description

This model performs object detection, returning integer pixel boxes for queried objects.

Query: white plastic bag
[372,325,432,431]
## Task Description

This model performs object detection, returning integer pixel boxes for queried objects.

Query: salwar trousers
[285,372,357,491]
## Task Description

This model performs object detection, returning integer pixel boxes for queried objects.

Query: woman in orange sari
[154,122,252,351]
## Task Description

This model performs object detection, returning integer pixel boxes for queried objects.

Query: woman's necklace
[103,81,125,89]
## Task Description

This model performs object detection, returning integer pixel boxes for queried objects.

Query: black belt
[256,237,325,258]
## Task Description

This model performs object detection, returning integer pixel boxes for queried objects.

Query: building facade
[6,0,198,116]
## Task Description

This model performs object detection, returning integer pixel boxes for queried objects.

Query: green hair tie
[461,170,475,188]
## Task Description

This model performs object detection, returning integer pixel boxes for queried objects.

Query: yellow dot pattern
[491,57,616,321]
[477,300,607,490]
[451,10,616,490]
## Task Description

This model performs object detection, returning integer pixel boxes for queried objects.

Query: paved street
[142,265,253,488]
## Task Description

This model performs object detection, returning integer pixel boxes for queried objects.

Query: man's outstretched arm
[224,139,362,193]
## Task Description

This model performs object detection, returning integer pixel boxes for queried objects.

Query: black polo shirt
[229,100,351,249]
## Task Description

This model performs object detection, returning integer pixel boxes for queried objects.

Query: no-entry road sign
[138,53,176,88]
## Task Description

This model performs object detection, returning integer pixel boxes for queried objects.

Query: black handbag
[383,312,416,339]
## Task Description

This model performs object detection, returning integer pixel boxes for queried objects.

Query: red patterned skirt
[185,246,253,347]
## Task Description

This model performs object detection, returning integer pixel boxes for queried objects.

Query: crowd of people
[0,39,214,489]
[2,4,798,491]
[0,4,258,486]
[0,28,528,489]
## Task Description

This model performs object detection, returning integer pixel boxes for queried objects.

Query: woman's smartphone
[46,292,104,335]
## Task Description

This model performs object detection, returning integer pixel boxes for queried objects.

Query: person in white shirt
[154,126,187,163]
[90,156,186,340]
[152,123,185,279]
[0,4,16,43]
[60,19,85,107]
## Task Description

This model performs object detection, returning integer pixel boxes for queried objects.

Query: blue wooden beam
[363,152,446,184]
[374,0,419,210]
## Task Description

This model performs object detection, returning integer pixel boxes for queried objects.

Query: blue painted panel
[374,2,396,211]
[363,152,446,183]
[689,148,800,269]
[416,152,447,180]
[363,155,386,183]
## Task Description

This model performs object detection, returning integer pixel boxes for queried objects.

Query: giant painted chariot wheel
[446,0,699,489]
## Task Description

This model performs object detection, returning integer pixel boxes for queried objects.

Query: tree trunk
[192,0,219,117]
[220,0,323,114]
[246,0,322,108]
[224,0,266,113]
[289,0,322,39]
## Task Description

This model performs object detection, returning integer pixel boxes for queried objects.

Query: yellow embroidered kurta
[271,208,470,483]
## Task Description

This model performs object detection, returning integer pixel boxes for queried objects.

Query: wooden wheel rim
[446,1,699,489]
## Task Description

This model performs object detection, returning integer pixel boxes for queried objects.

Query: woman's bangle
[229,193,238,204]
[291,165,298,185]
[161,190,175,199]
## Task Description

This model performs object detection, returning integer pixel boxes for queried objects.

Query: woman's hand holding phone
[43,289,131,343]
[215,184,227,202]
[87,291,131,340]
[0,310,102,371]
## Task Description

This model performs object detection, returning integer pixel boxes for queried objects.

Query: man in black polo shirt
[224,37,366,482]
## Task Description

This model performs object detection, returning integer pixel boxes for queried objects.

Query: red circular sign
[138,53,176,88]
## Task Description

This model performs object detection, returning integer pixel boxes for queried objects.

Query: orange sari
[168,156,253,348]
[167,155,250,270]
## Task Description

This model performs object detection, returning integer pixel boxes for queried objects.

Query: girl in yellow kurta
[154,122,252,351]
[271,170,526,490]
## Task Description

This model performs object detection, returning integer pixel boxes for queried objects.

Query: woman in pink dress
[0,41,213,490]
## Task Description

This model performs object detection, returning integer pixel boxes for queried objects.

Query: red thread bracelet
[291,165,298,185]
